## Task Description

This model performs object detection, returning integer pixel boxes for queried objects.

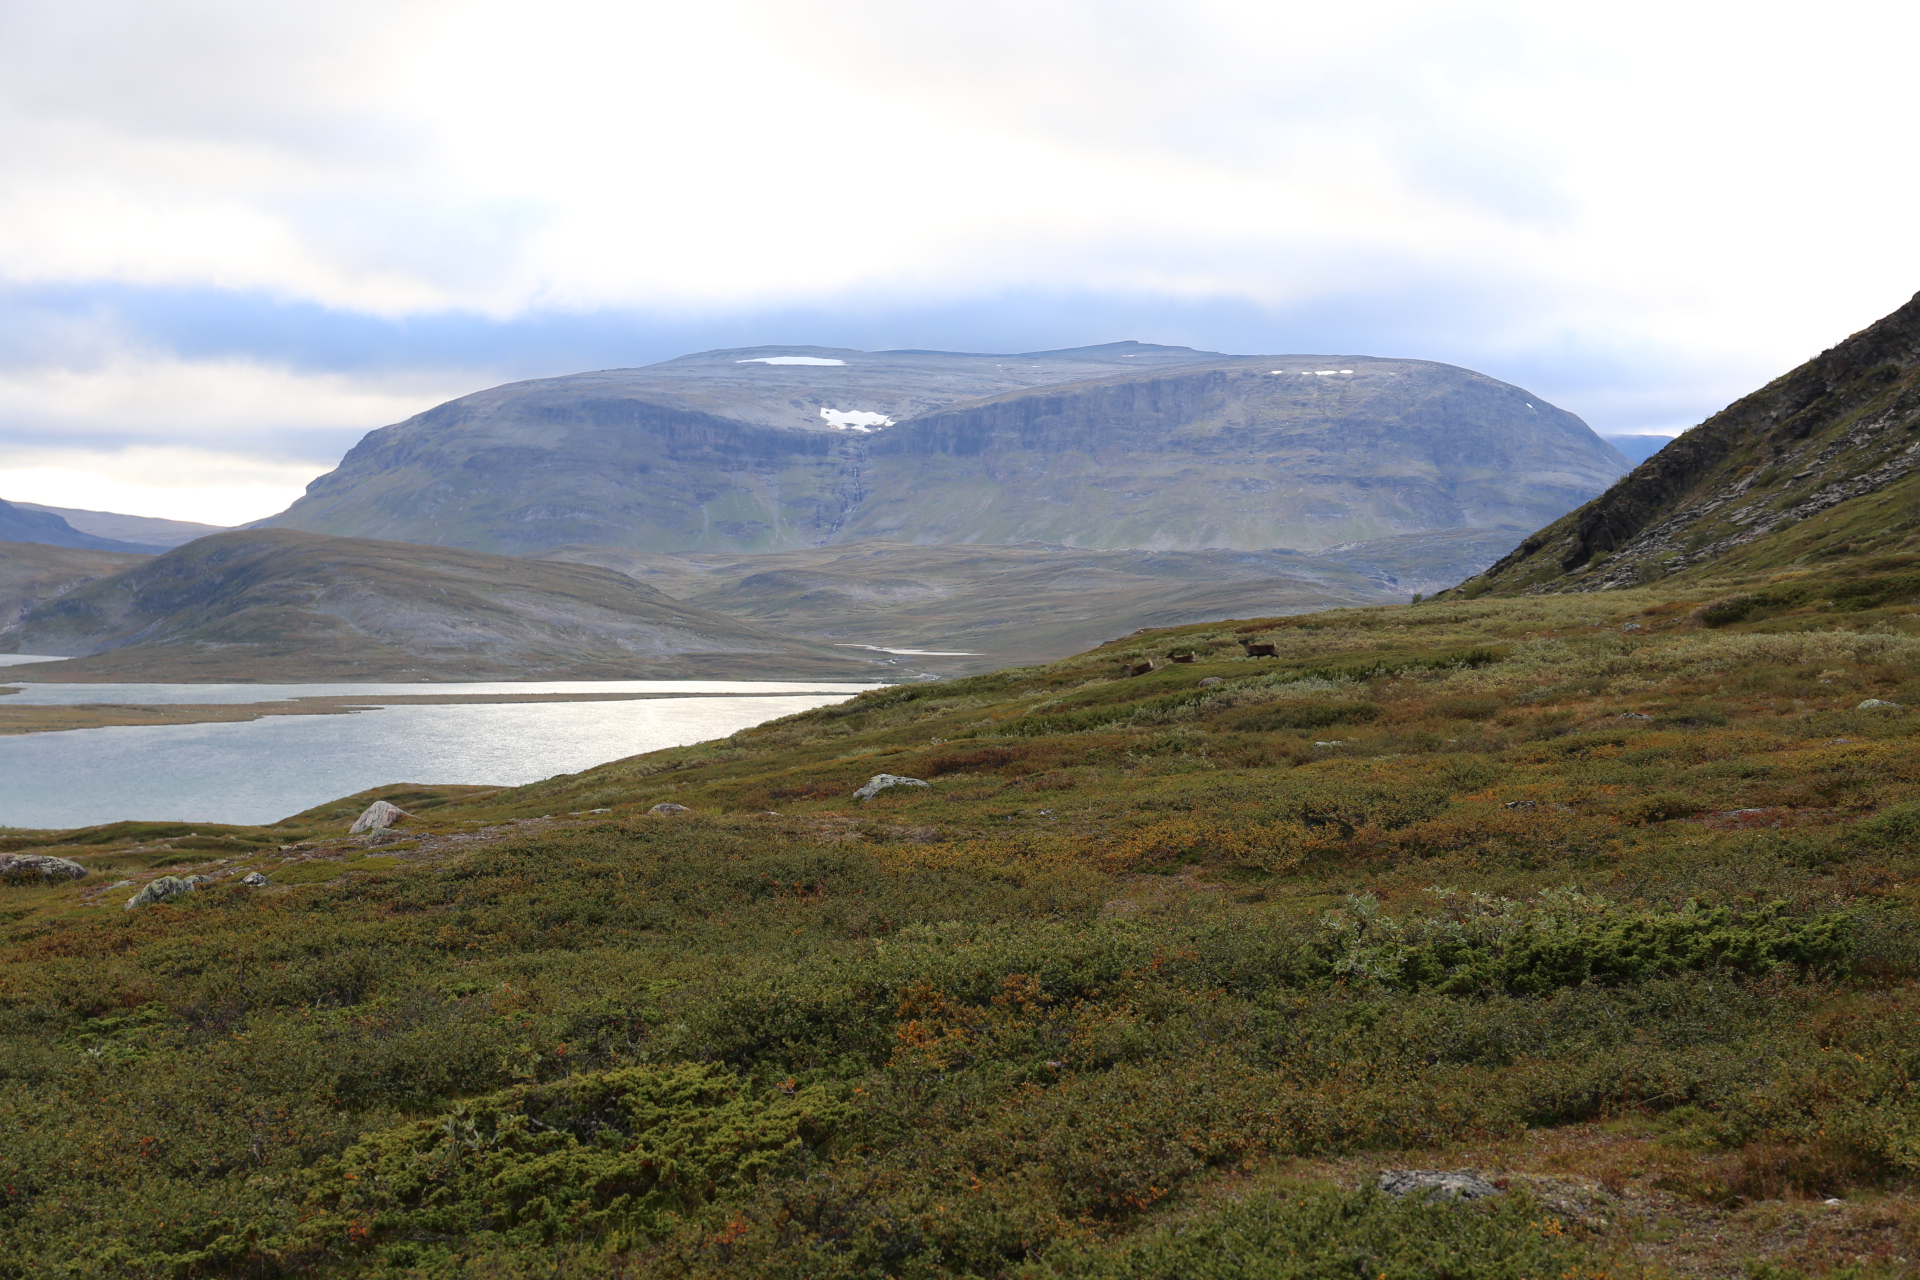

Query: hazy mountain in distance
[14,503,227,549]
[260,343,1629,558]
[1599,434,1682,464]
[0,496,162,554]
[1455,290,1920,596]
[534,528,1521,672]
[0,530,885,682]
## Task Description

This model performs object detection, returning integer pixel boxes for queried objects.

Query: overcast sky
[2,0,1918,524]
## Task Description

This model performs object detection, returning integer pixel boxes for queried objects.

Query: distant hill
[0,541,152,633]
[260,343,1628,559]
[0,497,162,554]
[13,503,226,549]
[536,529,1520,672]
[0,530,885,681]
[1454,290,1920,597]
[1598,433,1681,464]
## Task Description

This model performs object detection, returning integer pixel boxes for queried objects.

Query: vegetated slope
[1459,290,1920,596]
[0,541,152,634]
[6,575,1920,1276]
[537,530,1517,672]
[261,342,1626,558]
[0,529,884,681]
[0,496,161,553]
[14,502,227,549]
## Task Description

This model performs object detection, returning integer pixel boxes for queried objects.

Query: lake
[0,671,874,829]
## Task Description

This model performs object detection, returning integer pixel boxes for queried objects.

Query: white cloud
[0,446,327,525]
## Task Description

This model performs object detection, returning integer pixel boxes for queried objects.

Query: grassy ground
[5,580,1920,1277]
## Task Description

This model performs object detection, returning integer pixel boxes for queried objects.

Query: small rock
[649,803,691,815]
[1857,699,1903,710]
[0,853,89,883]
[1198,677,1225,686]
[588,808,612,814]
[124,874,207,911]
[1618,712,1652,720]
[1825,1197,1844,1207]
[240,871,270,887]
[1622,622,1643,631]
[1312,740,1348,748]
[1377,1169,1501,1202]
[755,811,783,818]
[853,774,930,801]
[107,879,134,889]
[348,800,411,834]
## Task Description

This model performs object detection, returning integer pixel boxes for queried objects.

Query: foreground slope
[263,343,1626,556]
[1460,290,1920,596]
[4,570,1920,1275]
[0,529,883,681]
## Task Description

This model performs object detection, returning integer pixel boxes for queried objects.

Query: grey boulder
[1857,699,1904,710]
[0,853,88,883]
[240,871,271,887]
[349,800,411,834]
[648,803,691,815]
[1377,1169,1501,1202]
[124,875,209,911]
[854,774,930,801]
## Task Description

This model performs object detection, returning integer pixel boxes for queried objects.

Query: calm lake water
[0,672,873,829]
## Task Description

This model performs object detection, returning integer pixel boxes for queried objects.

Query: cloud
[0,0,1917,517]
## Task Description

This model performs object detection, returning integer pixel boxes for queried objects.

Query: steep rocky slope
[262,343,1627,557]
[0,542,152,633]
[0,530,883,681]
[1455,291,1920,596]
[0,497,160,553]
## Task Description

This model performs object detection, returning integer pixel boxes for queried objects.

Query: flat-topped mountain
[0,530,884,681]
[1456,290,1920,597]
[262,343,1628,557]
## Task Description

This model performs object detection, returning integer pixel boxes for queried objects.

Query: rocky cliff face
[262,343,1627,556]
[1456,291,1920,596]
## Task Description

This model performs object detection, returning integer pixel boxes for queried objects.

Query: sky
[2,0,1918,525]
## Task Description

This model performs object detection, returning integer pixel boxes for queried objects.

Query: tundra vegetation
[5,574,1920,1278]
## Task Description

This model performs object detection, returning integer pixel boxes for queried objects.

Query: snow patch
[1286,369,1355,376]
[820,407,893,431]
[835,643,981,656]
[737,356,846,366]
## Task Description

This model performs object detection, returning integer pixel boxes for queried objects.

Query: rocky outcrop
[1458,291,1920,595]
[0,853,88,883]
[125,875,206,910]
[853,774,929,801]
[349,800,411,834]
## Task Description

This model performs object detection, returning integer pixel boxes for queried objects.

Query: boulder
[240,871,271,887]
[853,774,930,801]
[348,800,411,834]
[0,853,88,884]
[1377,1169,1501,1202]
[648,803,691,815]
[1857,698,1904,710]
[1197,676,1224,686]
[124,874,208,911]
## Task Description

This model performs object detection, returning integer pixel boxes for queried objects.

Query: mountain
[13,503,227,549]
[0,541,152,634]
[0,530,885,681]
[260,343,1628,558]
[534,528,1519,671]
[0,496,163,553]
[1598,433,1681,464]
[1455,290,1920,597]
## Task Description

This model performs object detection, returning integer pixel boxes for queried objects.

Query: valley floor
[5,575,1920,1277]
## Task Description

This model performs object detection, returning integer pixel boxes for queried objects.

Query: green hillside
[5,577,1920,1276]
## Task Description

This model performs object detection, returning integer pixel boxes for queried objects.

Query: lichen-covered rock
[0,853,88,884]
[124,875,208,911]
[648,803,691,815]
[1857,698,1904,710]
[1377,1169,1501,1202]
[240,871,271,887]
[349,800,411,834]
[854,774,930,801]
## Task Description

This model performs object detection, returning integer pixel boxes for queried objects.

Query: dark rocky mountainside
[0,530,883,681]
[262,343,1627,557]
[0,497,161,554]
[0,542,152,633]
[1457,291,1920,596]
